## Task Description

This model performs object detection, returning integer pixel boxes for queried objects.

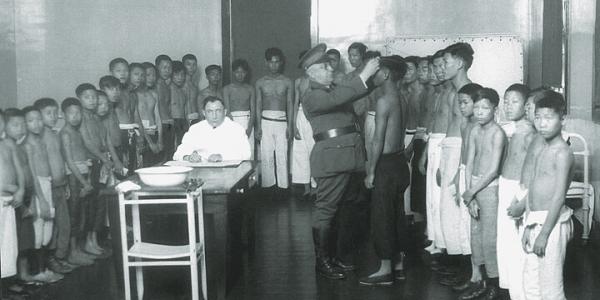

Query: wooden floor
[9,187,600,300]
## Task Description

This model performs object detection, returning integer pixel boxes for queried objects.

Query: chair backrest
[566,132,590,184]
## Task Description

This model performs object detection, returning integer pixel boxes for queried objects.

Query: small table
[108,161,258,300]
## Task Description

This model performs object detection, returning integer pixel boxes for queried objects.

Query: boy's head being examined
[62,98,83,128]
[99,75,122,103]
[534,91,566,140]
[457,83,483,118]
[22,106,44,136]
[171,61,186,87]
[109,57,129,85]
[75,83,98,111]
[34,98,60,129]
[473,87,499,126]
[504,83,530,122]
[3,109,26,142]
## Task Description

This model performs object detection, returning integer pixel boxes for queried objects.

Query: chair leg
[136,265,144,300]
[123,265,132,300]
[190,263,199,300]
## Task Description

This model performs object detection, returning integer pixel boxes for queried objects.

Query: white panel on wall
[386,34,524,122]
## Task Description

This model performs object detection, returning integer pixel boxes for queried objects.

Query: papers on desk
[164,160,243,168]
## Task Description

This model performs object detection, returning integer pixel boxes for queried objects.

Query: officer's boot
[313,227,345,280]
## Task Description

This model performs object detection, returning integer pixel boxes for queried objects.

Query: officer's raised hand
[359,57,380,82]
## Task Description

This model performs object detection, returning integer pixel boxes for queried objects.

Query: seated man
[173,96,251,162]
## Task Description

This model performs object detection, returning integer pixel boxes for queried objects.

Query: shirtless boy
[34,98,74,274]
[0,109,26,289]
[130,63,162,167]
[182,54,200,122]
[59,98,95,266]
[77,83,123,256]
[419,49,451,254]
[256,47,294,190]
[496,84,534,300]
[520,91,573,300]
[223,59,255,158]
[198,65,224,112]
[155,54,174,161]
[438,43,474,278]
[445,83,483,291]
[170,61,190,146]
[359,55,409,286]
[109,58,136,125]
[23,106,64,283]
[461,88,506,299]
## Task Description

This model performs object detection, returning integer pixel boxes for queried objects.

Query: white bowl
[135,166,193,187]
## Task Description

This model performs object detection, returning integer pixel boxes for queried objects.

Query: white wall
[11,0,221,107]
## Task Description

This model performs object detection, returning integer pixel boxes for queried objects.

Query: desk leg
[205,195,228,300]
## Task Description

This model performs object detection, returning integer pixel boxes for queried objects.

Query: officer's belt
[261,116,287,122]
[313,125,358,142]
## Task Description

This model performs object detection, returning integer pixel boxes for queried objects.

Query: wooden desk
[108,161,258,300]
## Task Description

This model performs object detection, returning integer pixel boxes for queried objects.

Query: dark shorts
[16,191,35,251]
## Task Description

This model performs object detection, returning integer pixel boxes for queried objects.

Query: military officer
[300,43,380,280]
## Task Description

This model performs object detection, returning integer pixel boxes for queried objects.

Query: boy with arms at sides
[34,98,75,274]
[437,42,474,277]
[256,47,294,191]
[170,61,190,146]
[3,109,45,284]
[519,92,573,300]
[131,63,162,167]
[359,55,410,286]
[99,75,132,172]
[155,54,175,161]
[23,106,64,283]
[183,53,202,91]
[77,83,123,256]
[326,48,345,84]
[444,83,483,291]
[418,49,450,255]
[109,58,136,126]
[460,88,506,300]
[1,109,27,291]
[182,54,200,123]
[198,65,224,115]
[495,84,534,300]
[292,51,315,196]
[223,58,256,159]
[60,98,96,267]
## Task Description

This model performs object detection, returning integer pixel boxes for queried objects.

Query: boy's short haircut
[506,83,530,100]
[432,49,445,60]
[365,50,381,60]
[34,98,59,111]
[109,58,129,71]
[380,55,407,81]
[418,56,430,64]
[129,62,144,72]
[528,86,552,103]
[232,59,250,72]
[474,87,500,107]
[155,54,172,67]
[171,61,185,74]
[182,54,197,63]
[61,97,81,112]
[97,90,108,98]
[205,64,222,75]
[405,56,420,68]
[75,83,96,97]
[99,75,121,90]
[326,49,341,58]
[22,105,39,116]
[535,91,567,116]
[3,108,25,121]
[204,96,225,108]
[348,42,367,57]
[265,47,284,61]
[142,62,156,71]
[445,42,475,70]
[458,83,483,100]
